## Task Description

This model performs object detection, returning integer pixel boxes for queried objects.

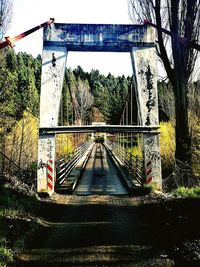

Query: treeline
[66,66,131,125]
[0,49,132,126]
[0,49,199,177]
[3,48,199,128]
[0,49,131,175]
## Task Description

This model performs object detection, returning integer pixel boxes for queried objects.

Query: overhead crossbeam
[44,23,155,52]
[39,125,159,134]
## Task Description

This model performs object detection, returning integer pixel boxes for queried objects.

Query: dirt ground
[8,192,200,267]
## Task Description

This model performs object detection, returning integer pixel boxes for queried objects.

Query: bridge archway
[37,22,161,195]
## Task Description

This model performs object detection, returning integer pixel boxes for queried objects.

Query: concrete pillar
[131,47,162,190]
[37,46,68,195]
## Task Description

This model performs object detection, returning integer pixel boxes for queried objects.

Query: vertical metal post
[130,83,133,150]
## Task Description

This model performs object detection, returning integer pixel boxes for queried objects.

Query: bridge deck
[74,143,128,196]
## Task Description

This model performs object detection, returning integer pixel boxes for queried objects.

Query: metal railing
[56,140,93,185]
[105,140,144,185]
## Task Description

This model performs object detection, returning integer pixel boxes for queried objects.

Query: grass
[0,182,38,266]
[174,186,200,198]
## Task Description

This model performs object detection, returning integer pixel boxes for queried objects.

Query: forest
[0,48,199,184]
[0,49,131,176]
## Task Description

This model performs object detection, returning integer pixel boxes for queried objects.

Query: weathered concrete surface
[44,23,155,52]
[39,46,67,127]
[37,135,55,193]
[131,47,162,189]
[37,46,68,194]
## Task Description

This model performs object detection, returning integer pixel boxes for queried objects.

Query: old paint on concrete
[131,47,162,189]
[37,45,68,194]
[44,23,155,52]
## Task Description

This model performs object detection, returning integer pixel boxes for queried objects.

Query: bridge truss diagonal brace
[131,47,162,190]
[37,46,68,195]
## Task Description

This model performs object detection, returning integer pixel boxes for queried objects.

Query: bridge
[37,22,162,196]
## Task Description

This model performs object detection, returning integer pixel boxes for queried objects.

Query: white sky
[6,0,134,77]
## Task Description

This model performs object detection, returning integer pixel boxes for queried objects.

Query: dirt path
[10,194,178,267]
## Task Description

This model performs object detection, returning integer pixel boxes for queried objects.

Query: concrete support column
[131,47,162,190]
[37,46,68,195]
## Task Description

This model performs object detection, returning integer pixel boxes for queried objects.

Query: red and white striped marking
[47,160,53,190]
[145,159,153,184]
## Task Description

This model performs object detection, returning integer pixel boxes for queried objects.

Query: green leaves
[0,50,40,120]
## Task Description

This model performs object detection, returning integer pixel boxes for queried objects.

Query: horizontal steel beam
[39,125,160,134]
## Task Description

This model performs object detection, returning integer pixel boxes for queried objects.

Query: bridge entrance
[37,22,161,195]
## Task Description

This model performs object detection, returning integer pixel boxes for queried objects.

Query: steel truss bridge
[37,21,162,196]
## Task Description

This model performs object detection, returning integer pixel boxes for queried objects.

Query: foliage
[87,69,131,124]
[160,121,175,170]
[159,120,200,178]
[174,186,200,198]
[5,111,38,170]
[2,50,40,118]
[56,134,74,159]
[0,48,199,183]
[0,184,38,266]
[0,246,13,266]
[128,135,143,159]
[190,113,200,176]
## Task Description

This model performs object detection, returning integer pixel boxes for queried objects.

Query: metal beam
[39,125,159,134]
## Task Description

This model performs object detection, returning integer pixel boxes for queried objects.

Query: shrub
[0,246,13,266]
[160,121,175,170]
[174,186,200,198]
[56,134,74,159]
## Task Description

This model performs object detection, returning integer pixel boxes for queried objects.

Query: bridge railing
[105,140,144,185]
[56,140,93,185]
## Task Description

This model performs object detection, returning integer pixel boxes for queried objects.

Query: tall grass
[0,185,37,266]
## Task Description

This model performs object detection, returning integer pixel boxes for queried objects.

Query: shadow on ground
[6,193,200,267]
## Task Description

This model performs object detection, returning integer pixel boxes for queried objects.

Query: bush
[160,121,175,170]
[0,246,13,266]
[174,186,200,198]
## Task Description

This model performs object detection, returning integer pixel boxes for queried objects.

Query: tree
[129,0,200,164]
[73,78,94,125]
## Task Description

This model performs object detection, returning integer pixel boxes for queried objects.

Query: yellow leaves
[5,111,39,168]
[130,145,142,159]
[189,113,200,176]
[160,121,175,169]
[56,134,74,160]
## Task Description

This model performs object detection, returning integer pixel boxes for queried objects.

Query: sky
[6,0,135,77]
